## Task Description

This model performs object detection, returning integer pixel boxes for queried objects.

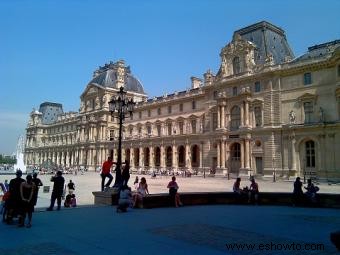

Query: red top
[102,160,113,174]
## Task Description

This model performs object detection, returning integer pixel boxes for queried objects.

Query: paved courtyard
[0,205,339,254]
[1,171,339,208]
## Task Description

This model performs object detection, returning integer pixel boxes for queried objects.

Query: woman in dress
[133,177,149,208]
[20,174,36,227]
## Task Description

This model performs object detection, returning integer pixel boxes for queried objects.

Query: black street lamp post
[108,87,135,187]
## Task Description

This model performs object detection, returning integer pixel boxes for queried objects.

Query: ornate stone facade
[25,21,340,181]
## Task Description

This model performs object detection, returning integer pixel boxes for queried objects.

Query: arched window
[305,140,315,168]
[233,56,240,75]
[230,106,241,130]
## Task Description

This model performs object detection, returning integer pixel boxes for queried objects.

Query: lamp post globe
[108,86,135,187]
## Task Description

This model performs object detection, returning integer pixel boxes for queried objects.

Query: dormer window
[233,56,240,75]
[232,87,238,96]
[304,73,312,85]
[255,82,261,92]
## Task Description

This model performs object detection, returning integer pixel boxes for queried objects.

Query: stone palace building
[24,21,340,181]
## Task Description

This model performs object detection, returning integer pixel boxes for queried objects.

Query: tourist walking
[32,173,43,207]
[19,174,36,227]
[167,176,182,207]
[122,160,130,186]
[101,157,114,191]
[46,170,65,211]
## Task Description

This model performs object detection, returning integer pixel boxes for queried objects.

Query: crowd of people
[0,169,78,227]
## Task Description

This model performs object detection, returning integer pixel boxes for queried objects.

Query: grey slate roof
[235,21,295,65]
[39,102,63,125]
[89,66,146,94]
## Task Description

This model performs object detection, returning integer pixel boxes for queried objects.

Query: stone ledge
[92,191,340,209]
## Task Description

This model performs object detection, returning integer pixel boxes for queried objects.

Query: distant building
[25,21,340,181]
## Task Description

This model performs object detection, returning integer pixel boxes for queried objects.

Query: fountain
[13,135,26,173]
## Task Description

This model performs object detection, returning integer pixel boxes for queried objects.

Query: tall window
[231,143,241,161]
[192,101,196,110]
[167,123,172,136]
[148,110,151,117]
[168,105,172,114]
[255,82,261,92]
[191,119,196,134]
[304,72,312,85]
[231,106,241,130]
[179,121,184,134]
[254,106,262,127]
[147,126,151,136]
[109,130,114,141]
[212,113,218,130]
[179,103,183,112]
[233,56,240,74]
[213,91,218,99]
[157,125,161,137]
[139,112,142,119]
[157,108,161,115]
[304,102,313,123]
[305,140,315,168]
[233,87,238,96]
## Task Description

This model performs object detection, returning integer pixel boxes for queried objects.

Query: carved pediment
[297,93,317,102]
[219,35,256,78]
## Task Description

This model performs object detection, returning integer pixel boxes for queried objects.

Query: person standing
[122,160,131,186]
[292,177,303,206]
[46,171,65,211]
[101,157,114,191]
[20,175,36,227]
[32,173,43,207]
[7,170,25,224]
[67,180,75,194]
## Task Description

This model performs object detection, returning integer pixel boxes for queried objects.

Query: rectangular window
[147,126,151,135]
[157,108,161,115]
[167,123,172,135]
[192,101,196,110]
[109,130,114,141]
[304,102,314,123]
[179,122,184,134]
[168,105,172,114]
[129,128,133,136]
[213,91,218,99]
[157,125,161,137]
[233,87,237,96]
[179,103,183,112]
[191,119,196,134]
[304,73,312,85]
[138,127,142,135]
[255,82,261,92]
[139,111,142,119]
[212,113,218,130]
[148,110,151,117]
[254,106,262,127]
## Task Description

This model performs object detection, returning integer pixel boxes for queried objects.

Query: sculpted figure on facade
[289,110,296,124]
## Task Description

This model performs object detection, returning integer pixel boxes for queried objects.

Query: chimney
[191,76,202,89]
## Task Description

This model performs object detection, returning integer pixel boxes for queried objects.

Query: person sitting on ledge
[248,177,259,205]
[304,178,319,203]
[233,178,243,194]
[133,177,149,208]
[167,176,183,207]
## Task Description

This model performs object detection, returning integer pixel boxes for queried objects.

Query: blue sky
[0,0,339,155]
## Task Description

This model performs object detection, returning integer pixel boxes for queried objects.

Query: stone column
[140,147,144,168]
[131,148,135,168]
[245,139,250,169]
[240,141,245,169]
[150,147,154,167]
[217,105,221,128]
[172,145,177,168]
[161,145,165,168]
[245,100,249,127]
[291,137,296,171]
[221,105,225,128]
[221,139,226,168]
[217,141,221,168]
[185,143,191,169]
[240,102,244,127]
[200,143,203,168]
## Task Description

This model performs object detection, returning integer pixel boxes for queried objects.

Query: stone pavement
[0,205,339,254]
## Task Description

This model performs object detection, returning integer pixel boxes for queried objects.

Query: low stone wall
[92,191,340,209]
